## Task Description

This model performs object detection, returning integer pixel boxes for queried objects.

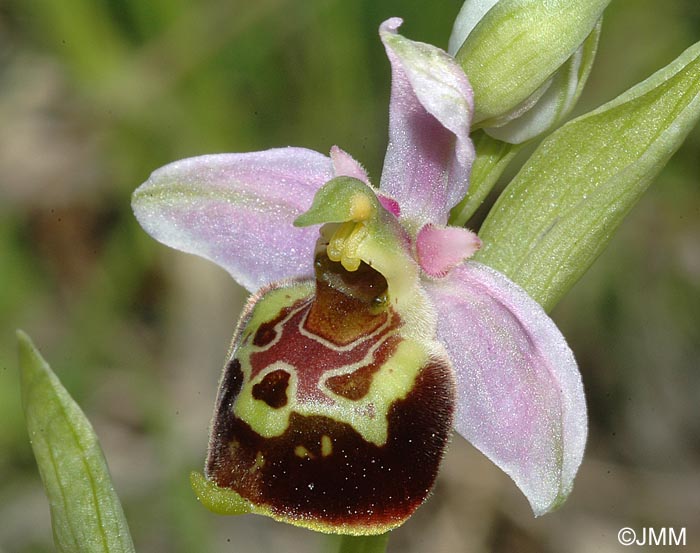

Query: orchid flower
[132,18,586,536]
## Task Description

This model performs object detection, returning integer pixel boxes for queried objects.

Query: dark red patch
[306,256,389,346]
[325,335,400,400]
[252,297,312,349]
[249,304,400,404]
[252,369,291,408]
[305,283,388,346]
[252,311,286,347]
[206,356,455,532]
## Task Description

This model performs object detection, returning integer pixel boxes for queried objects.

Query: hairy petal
[377,194,401,217]
[132,148,333,292]
[379,18,474,226]
[416,224,481,277]
[424,262,587,515]
[331,145,370,184]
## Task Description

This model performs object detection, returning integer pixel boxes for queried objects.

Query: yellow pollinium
[348,192,373,221]
[326,193,374,272]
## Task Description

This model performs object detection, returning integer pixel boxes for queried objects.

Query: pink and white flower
[133,18,586,535]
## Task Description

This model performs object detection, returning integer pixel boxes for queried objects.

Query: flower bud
[450,0,608,143]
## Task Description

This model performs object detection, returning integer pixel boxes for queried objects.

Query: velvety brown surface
[206,357,455,531]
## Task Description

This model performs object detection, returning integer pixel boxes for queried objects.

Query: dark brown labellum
[204,256,455,534]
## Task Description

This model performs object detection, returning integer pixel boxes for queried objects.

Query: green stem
[449,130,523,227]
[334,533,390,553]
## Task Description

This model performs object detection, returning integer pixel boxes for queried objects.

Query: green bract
[18,331,135,553]
[475,41,700,311]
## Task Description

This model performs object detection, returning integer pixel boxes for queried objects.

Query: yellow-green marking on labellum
[132,17,587,536]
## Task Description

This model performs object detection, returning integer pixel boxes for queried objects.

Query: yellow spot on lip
[228,439,240,456]
[249,451,265,473]
[294,445,313,459]
[321,435,333,457]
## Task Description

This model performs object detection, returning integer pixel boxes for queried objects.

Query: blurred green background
[1,1,698,552]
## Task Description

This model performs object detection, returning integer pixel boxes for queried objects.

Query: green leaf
[18,331,136,553]
[474,41,700,311]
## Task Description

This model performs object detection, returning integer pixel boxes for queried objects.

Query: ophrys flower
[133,18,586,536]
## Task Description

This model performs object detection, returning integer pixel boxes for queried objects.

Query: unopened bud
[450,0,608,143]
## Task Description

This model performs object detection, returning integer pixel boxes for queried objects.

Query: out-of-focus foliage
[1,1,698,552]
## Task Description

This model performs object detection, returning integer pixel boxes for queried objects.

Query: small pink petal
[377,194,401,217]
[416,224,481,277]
[330,145,370,184]
[424,262,587,516]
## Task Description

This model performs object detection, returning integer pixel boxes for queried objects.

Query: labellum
[195,178,456,535]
